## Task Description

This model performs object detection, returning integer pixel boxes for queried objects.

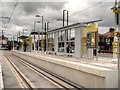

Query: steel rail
[10,52,86,90]
[3,53,34,90]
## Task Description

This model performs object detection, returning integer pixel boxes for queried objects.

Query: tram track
[4,53,34,90]
[3,51,86,90]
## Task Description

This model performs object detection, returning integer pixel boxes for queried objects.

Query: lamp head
[36,15,41,17]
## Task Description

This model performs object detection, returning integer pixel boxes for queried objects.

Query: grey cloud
[1,2,18,16]
[1,1,117,35]
[21,2,66,15]
[45,2,66,10]
[21,2,45,14]
[69,2,114,28]
[88,2,114,27]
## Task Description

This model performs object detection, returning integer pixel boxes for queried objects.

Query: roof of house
[102,28,114,38]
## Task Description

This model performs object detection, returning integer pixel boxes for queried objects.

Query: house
[0,35,8,48]
[98,28,120,53]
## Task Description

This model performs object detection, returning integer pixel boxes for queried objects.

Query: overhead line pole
[2,30,3,45]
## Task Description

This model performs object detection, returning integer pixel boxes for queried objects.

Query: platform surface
[12,50,119,88]
[19,51,117,70]
[0,50,4,89]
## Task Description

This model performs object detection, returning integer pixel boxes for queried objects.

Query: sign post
[118,36,120,70]
[111,0,120,63]
[86,23,98,60]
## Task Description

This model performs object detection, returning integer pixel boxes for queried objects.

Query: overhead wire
[1,2,13,26]
[69,2,105,17]
[3,1,106,31]
[50,1,106,27]
[7,0,18,24]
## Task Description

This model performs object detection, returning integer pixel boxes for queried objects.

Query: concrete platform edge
[12,51,118,88]
[0,51,4,90]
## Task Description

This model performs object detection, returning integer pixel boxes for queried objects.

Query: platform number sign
[87,33,91,46]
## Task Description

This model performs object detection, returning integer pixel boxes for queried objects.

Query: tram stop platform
[12,50,119,88]
[17,51,117,69]
[0,51,4,89]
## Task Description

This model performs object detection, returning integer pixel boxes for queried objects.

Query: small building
[98,28,115,53]
[0,35,8,49]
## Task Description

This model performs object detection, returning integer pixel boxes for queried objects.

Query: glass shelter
[46,23,85,58]
[46,20,101,59]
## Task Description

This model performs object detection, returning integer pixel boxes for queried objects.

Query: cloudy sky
[0,0,119,39]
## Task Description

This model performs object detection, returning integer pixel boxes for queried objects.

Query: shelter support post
[29,34,32,52]
[54,32,58,54]
[75,27,83,58]
[87,48,93,59]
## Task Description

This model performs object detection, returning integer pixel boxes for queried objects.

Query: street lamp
[23,29,27,35]
[7,34,12,50]
[63,10,69,26]
[57,10,69,27]
[13,34,18,50]
[12,37,14,50]
[63,10,66,27]
[47,22,49,31]
[35,21,41,52]
[32,20,41,51]
[45,22,49,52]
[35,15,43,30]
[18,31,20,42]
[0,30,5,48]
[36,15,44,52]
[0,30,4,46]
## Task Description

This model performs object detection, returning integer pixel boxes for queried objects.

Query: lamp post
[35,21,41,52]
[33,21,36,51]
[1,30,3,46]
[36,15,44,52]
[63,10,66,27]
[57,10,69,27]
[44,22,49,52]
[16,34,18,43]
[23,29,27,35]
[63,10,69,26]
[18,31,20,42]
[47,22,49,31]
[46,22,49,52]
[0,30,5,47]
[13,34,18,50]
[13,35,14,50]
[7,34,12,50]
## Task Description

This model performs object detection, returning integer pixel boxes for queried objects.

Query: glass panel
[71,28,75,40]
[58,31,65,41]
[62,30,65,41]
[68,29,71,41]
[66,28,75,41]
[58,31,61,41]
[66,42,75,53]
[48,34,50,42]
[58,42,64,52]
[66,29,68,41]
[47,33,54,51]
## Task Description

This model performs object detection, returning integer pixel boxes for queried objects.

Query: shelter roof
[18,35,29,39]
